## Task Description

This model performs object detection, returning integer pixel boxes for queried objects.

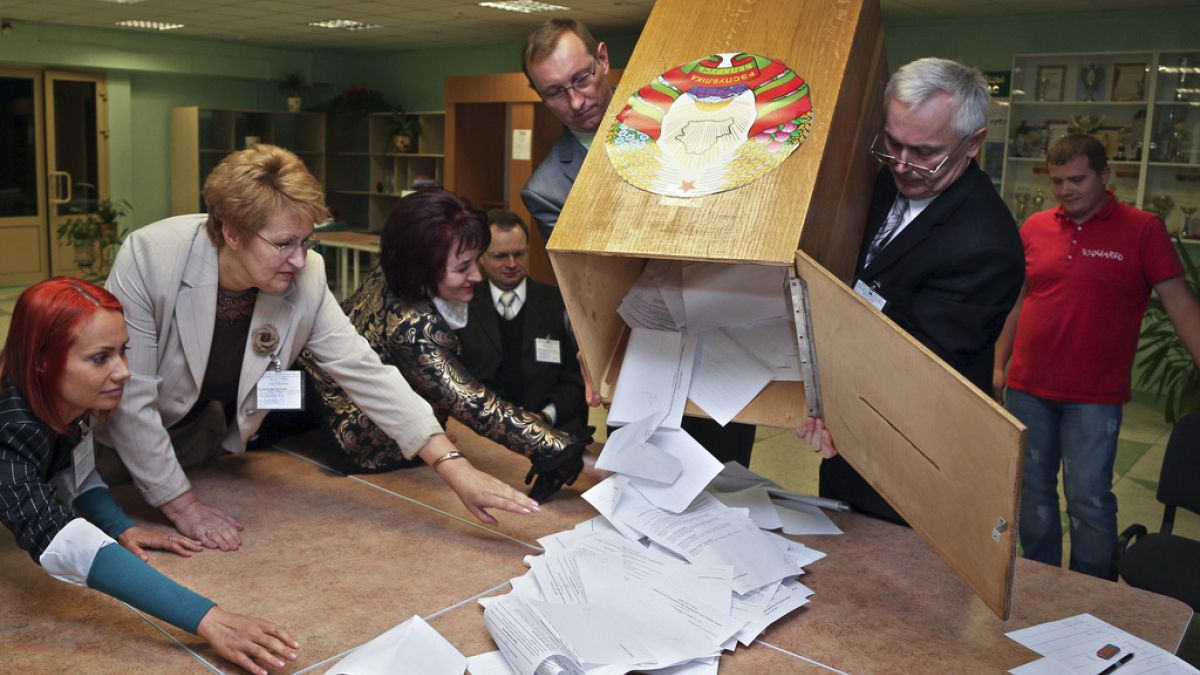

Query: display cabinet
[170,107,326,215]
[325,111,444,231]
[1001,50,1200,239]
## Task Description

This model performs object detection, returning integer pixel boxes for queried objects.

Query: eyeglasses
[488,250,527,262]
[256,232,320,256]
[540,64,597,103]
[869,130,976,177]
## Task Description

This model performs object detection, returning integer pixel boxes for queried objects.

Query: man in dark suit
[521,18,758,466]
[803,57,1025,522]
[457,210,588,433]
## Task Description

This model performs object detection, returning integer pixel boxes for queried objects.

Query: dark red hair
[380,188,489,301]
[0,277,124,434]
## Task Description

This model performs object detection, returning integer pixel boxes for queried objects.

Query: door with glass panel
[0,68,108,285]
[46,70,109,278]
[0,68,47,286]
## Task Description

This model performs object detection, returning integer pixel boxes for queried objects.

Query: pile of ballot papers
[470,261,837,673]
[476,453,839,674]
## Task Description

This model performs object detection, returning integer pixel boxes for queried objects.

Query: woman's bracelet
[432,450,465,471]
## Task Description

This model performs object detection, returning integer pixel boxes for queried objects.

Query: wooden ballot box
[547,0,1026,619]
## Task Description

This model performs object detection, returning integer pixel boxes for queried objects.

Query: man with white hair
[802,57,1025,523]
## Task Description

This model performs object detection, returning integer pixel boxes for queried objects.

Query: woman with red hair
[0,278,298,675]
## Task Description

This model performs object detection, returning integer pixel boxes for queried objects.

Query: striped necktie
[865,195,909,267]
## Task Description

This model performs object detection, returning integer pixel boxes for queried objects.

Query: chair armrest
[1117,523,1148,556]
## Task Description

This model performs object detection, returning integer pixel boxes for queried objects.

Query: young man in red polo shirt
[994,134,1200,579]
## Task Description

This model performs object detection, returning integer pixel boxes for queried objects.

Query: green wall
[1,10,1198,228]
[885,7,1200,72]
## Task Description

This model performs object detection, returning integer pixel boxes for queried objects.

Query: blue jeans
[1005,388,1122,579]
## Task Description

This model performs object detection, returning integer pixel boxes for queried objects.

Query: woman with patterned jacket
[0,278,297,674]
[299,189,595,500]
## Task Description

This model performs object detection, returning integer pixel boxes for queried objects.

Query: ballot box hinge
[788,273,823,419]
[992,517,1008,542]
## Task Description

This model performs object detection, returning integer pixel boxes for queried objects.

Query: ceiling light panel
[308,19,383,30]
[115,19,184,30]
[478,1,570,13]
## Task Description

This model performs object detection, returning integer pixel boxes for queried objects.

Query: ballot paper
[328,615,466,675]
[608,328,697,429]
[722,316,804,381]
[465,651,517,675]
[622,428,724,514]
[618,260,686,332]
[680,263,788,334]
[709,485,783,531]
[596,413,680,484]
[772,500,844,535]
[1006,613,1200,674]
[688,329,774,426]
[616,491,799,594]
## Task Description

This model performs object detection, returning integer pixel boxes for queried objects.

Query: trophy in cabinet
[1181,204,1198,237]
[1014,192,1031,223]
[1150,194,1177,232]
[1081,64,1104,102]
[1032,189,1046,214]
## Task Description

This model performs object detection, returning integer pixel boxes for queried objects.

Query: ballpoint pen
[1098,651,1134,675]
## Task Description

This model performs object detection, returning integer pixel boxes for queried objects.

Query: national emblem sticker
[606,52,814,198]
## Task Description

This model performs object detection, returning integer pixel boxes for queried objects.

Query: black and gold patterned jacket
[302,268,587,493]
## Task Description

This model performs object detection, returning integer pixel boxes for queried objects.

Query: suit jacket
[520,129,587,242]
[854,163,1024,392]
[104,215,442,506]
[456,278,587,433]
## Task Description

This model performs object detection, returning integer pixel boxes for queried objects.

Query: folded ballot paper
[328,615,467,675]
[478,460,838,674]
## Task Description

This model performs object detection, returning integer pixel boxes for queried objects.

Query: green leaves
[1136,234,1200,423]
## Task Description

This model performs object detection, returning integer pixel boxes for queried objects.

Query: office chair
[1114,413,1200,612]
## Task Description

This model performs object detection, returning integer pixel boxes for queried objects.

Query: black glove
[524,430,592,502]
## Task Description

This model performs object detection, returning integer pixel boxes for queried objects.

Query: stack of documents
[476,455,835,673]
[613,261,801,427]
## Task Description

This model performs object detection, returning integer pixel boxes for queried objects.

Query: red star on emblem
[680,180,695,192]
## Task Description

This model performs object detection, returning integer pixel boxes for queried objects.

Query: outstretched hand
[117,525,203,561]
[197,606,299,675]
[161,491,244,552]
[437,458,539,525]
[795,417,838,459]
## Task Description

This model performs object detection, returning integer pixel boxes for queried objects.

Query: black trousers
[818,454,908,526]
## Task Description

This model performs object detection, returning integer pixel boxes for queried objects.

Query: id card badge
[73,431,96,490]
[853,279,887,311]
[256,370,304,410]
[535,337,562,364]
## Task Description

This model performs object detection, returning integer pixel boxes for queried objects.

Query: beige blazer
[104,215,443,506]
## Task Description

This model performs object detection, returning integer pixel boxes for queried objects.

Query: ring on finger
[205,529,214,538]
[168,535,175,542]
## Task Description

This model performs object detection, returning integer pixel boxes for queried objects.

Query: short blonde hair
[202,144,329,247]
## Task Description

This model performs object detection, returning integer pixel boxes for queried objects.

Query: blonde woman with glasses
[102,145,539,554]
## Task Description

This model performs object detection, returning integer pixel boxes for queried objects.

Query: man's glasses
[488,250,527,262]
[540,64,597,103]
[256,232,320,256]
[869,130,975,177]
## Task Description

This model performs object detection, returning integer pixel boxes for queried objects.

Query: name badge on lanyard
[853,279,887,311]
[256,352,304,411]
[73,428,96,490]
[535,337,561,364]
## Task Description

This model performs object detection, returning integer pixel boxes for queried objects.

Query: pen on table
[777,494,851,512]
[1098,651,1134,675]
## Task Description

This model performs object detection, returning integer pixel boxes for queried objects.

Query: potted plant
[389,108,421,153]
[56,198,131,274]
[95,198,131,239]
[57,214,101,269]
[279,72,310,113]
[1136,235,1200,422]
